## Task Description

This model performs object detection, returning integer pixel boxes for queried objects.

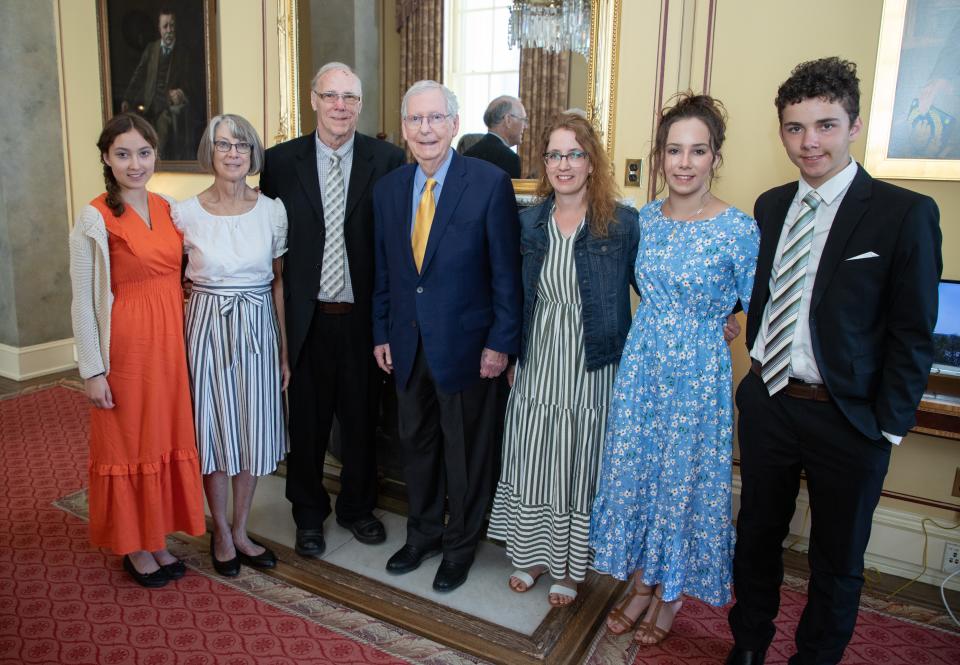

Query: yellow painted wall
[613,0,959,520]
[57,0,273,213]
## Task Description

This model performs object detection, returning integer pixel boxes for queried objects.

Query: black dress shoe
[385,543,440,574]
[725,646,767,665]
[294,528,326,559]
[432,559,471,592]
[210,535,240,577]
[336,515,386,544]
[160,558,187,580]
[123,555,170,588]
[237,538,277,569]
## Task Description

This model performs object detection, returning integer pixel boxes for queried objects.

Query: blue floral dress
[589,200,759,605]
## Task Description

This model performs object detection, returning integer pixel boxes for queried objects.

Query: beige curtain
[396,0,443,156]
[518,48,570,179]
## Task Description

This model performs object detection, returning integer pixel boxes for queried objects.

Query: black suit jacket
[746,165,942,440]
[463,133,521,178]
[259,132,405,368]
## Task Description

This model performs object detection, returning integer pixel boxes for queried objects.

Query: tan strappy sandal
[606,582,653,635]
[634,587,683,645]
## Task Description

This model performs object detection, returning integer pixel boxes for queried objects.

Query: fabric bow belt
[192,283,271,369]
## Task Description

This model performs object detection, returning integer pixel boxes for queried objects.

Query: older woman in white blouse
[174,114,289,577]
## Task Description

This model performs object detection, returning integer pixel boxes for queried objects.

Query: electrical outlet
[944,541,960,573]
[624,158,642,187]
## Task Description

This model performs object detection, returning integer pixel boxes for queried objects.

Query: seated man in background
[464,95,526,178]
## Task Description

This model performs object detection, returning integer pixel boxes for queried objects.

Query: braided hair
[96,113,159,217]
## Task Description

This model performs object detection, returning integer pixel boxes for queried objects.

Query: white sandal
[508,569,541,593]
[548,583,578,606]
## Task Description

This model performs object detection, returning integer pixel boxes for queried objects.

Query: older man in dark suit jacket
[260,62,404,560]
[463,95,526,178]
[725,58,942,665]
[373,81,522,593]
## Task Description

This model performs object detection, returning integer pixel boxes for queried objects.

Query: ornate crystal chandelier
[507,0,591,57]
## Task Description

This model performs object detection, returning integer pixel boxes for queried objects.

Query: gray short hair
[483,96,519,128]
[310,61,362,96]
[197,114,265,175]
[401,80,459,118]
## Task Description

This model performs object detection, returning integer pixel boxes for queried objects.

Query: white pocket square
[845,251,879,261]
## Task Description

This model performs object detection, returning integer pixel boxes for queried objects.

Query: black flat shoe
[123,555,170,588]
[725,647,767,665]
[160,559,187,580]
[336,515,386,544]
[386,543,440,574]
[237,538,277,569]
[294,528,326,559]
[210,535,240,577]
[432,558,471,592]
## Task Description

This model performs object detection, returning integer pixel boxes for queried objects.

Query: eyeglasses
[508,113,529,126]
[403,113,453,128]
[313,90,361,106]
[214,140,253,154]
[543,150,588,165]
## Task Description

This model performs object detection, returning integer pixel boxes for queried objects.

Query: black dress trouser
[729,370,892,665]
[285,306,381,529]
[395,340,499,564]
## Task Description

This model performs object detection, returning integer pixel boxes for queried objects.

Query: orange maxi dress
[87,193,205,554]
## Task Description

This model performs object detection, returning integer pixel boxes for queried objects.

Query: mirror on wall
[277,0,621,192]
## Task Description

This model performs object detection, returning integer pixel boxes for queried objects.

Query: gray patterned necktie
[760,191,822,395]
[321,153,345,298]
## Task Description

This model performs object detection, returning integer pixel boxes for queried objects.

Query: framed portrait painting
[865,0,960,180]
[97,0,219,172]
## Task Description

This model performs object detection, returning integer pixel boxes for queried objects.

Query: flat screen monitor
[932,278,960,377]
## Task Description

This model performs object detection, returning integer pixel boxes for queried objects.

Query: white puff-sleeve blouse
[172,194,288,286]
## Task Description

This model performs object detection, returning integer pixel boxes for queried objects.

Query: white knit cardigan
[69,204,114,380]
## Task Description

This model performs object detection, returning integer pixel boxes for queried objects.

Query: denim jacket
[518,196,640,371]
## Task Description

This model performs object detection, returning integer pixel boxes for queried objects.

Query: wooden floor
[0,368,81,397]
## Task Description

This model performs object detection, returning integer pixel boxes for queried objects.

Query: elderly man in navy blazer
[372,80,522,592]
[726,58,942,665]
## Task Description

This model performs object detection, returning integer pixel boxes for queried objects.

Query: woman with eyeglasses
[487,111,639,607]
[172,114,290,576]
[69,112,205,587]
[589,94,758,645]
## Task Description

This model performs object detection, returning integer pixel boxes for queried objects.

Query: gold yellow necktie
[411,178,437,272]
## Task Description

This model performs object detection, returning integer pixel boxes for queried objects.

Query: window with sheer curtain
[443,0,521,141]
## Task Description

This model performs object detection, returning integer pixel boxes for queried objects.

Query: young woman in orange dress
[69,113,206,587]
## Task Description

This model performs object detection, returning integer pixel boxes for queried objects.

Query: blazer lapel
[294,136,325,224]
[810,165,872,310]
[419,152,468,276]
[344,134,374,224]
[754,185,796,314]
[393,166,417,273]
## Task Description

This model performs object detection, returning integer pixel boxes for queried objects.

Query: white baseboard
[732,478,960,592]
[0,338,77,380]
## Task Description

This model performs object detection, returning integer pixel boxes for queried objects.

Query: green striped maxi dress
[488,218,617,582]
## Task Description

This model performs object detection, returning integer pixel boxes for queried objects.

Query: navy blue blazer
[372,152,522,394]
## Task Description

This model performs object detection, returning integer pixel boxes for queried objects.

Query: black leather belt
[316,301,352,314]
[750,359,831,402]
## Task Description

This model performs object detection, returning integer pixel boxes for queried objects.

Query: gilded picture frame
[96,0,220,173]
[864,0,960,180]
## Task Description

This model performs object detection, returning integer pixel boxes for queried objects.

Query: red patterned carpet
[0,385,469,665]
[2,385,959,665]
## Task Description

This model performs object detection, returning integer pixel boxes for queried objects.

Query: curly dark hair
[650,92,728,197]
[775,57,860,123]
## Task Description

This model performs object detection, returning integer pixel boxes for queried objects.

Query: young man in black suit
[463,95,525,178]
[726,57,942,665]
[259,62,404,559]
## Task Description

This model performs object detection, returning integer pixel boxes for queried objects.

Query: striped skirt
[185,283,288,477]
[488,220,616,582]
